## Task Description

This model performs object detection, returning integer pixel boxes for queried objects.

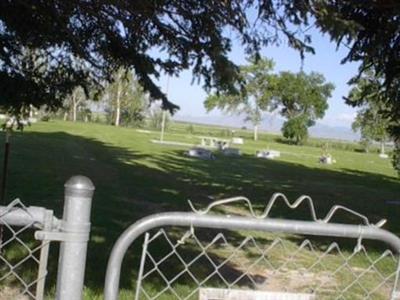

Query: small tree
[186,124,195,134]
[352,109,390,153]
[62,87,87,122]
[148,106,170,130]
[204,57,275,141]
[271,71,334,144]
[119,91,148,128]
[282,115,310,144]
[102,68,147,127]
[349,73,391,154]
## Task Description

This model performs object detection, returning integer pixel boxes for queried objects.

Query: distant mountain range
[173,114,360,142]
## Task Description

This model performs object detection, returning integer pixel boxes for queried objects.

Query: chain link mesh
[134,227,400,300]
[0,200,50,300]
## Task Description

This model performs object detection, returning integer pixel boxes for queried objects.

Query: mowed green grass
[1,120,399,298]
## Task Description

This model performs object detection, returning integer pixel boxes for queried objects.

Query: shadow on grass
[0,130,399,294]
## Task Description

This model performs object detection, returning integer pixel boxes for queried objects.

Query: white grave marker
[199,288,315,300]
[232,137,244,145]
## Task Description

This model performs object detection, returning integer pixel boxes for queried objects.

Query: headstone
[269,150,280,158]
[186,147,215,160]
[379,153,389,159]
[199,288,315,300]
[319,155,333,164]
[210,139,217,148]
[232,137,244,145]
[256,150,280,159]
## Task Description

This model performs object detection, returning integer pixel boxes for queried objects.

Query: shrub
[186,124,195,134]
[41,115,50,122]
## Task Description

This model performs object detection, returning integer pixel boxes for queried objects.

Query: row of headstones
[194,136,339,163]
[185,147,282,160]
[196,137,388,163]
[185,147,341,166]
[200,137,244,148]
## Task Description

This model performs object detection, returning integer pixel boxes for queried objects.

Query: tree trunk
[115,82,121,126]
[253,125,258,141]
[63,112,68,121]
[29,104,33,118]
[380,141,385,155]
[72,92,77,122]
[160,110,166,141]
[72,103,77,122]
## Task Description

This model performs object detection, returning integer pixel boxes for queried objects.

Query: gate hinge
[35,230,89,242]
[35,221,91,242]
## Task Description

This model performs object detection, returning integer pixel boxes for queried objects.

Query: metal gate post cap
[64,175,95,198]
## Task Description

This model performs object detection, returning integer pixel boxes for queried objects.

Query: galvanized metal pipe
[0,205,58,228]
[35,209,54,300]
[104,212,400,300]
[55,176,95,300]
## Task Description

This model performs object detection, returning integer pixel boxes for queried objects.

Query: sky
[155,27,361,130]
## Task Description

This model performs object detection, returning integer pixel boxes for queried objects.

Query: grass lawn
[1,120,399,299]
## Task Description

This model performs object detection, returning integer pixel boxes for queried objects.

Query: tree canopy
[269,72,332,120]
[0,0,280,114]
[1,1,400,169]
[352,103,390,153]
[205,58,333,144]
[102,68,147,127]
[269,71,334,144]
[347,70,393,155]
[204,57,275,140]
[1,1,399,114]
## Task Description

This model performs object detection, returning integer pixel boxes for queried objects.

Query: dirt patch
[259,269,337,294]
[0,287,29,300]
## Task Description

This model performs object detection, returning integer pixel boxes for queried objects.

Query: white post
[160,76,170,142]
[160,110,166,142]
[73,103,78,122]
[55,176,95,300]
[29,104,34,118]
[115,81,121,127]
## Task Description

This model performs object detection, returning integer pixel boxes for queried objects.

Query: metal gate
[2,177,400,299]
[0,176,95,300]
[104,194,400,300]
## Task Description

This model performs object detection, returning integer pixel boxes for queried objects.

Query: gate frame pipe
[104,212,400,300]
[0,205,58,228]
[55,176,95,300]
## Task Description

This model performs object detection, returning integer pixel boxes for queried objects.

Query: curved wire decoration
[188,193,387,227]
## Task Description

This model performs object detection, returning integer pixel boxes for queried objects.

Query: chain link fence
[0,175,95,300]
[0,199,53,300]
[1,179,399,300]
[135,227,399,300]
[105,194,400,300]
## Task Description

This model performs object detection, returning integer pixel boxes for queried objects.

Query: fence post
[55,175,95,300]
